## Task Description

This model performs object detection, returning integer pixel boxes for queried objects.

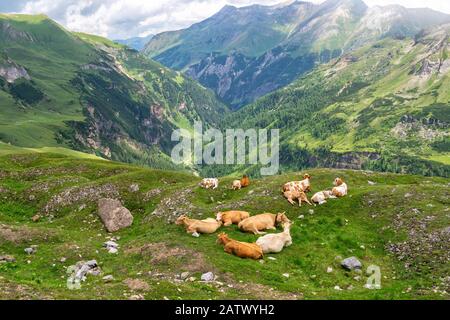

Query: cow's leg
[287,197,296,206]
[224,246,233,255]
[223,219,232,227]
[254,228,267,235]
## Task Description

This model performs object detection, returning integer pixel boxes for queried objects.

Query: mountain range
[144,0,450,109]
[0,1,449,177]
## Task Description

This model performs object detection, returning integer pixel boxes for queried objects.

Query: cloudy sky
[1,0,450,39]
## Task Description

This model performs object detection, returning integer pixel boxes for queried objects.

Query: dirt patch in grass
[0,278,52,300]
[127,242,213,273]
[123,278,150,291]
[0,224,52,244]
[229,280,301,300]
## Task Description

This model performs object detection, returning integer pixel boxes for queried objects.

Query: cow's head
[175,215,188,225]
[334,178,344,186]
[275,212,290,225]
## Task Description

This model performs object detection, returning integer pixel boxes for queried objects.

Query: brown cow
[216,211,250,226]
[217,233,263,260]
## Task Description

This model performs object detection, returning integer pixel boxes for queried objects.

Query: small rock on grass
[201,272,215,282]
[24,246,37,255]
[341,257,362,271]
[129,184,140,193]
[180,272,190,280]
[103,275,114,282]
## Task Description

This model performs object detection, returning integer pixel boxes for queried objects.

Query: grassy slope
[0,152,448,300]
[0,14,227,164]
[0,14,91,147]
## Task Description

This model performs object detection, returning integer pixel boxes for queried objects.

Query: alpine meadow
[0,0,449,304]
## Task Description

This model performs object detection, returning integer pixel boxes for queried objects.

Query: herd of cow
[176,174,349,260]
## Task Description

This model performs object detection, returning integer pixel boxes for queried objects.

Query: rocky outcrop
[97,198,133,233]
[0,21,35,42]
[392,115,449,141]
[0,59,31,83]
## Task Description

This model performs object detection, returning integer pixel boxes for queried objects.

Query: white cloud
[1,0,449,39]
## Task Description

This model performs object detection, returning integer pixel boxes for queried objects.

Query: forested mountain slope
[224,24,450,177]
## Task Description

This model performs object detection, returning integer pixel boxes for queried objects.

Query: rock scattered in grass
[341,257,362,271]
[24,246,37,255]
[179,272,190,280]
[201,272,215,282]
[103,275,114,282]
[129,184,140,193]
[103,240,119,254]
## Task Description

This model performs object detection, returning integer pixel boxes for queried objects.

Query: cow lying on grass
[216,211,250,226]
[232,175,250,190]
[283,187,313,207]
[283,174,312,193]
[217,233,263,260]
[240,175,250,188]
[238,212,290,235]
[176,215,222,237]
[311,190,335,205]
[200,178,219,190]
[332,178,348,197]
[256,221,293,254]
[232,180,242,190]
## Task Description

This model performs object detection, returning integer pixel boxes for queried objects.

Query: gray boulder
[341,257,362,271]
[97,198,133,233]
